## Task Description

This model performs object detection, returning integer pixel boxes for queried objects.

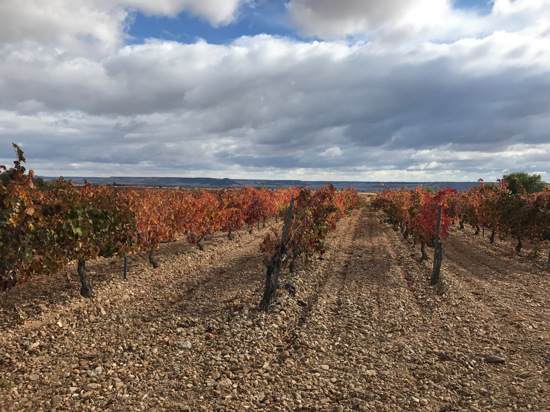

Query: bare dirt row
[1,204,549,411]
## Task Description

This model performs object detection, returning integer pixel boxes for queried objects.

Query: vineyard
[372,181,550,265]
[1,146,550,411]
[0,144,360,302]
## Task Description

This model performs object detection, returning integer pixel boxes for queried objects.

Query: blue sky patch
[453,0,493,14]
[127,1,300,44]
[127,0,494,45]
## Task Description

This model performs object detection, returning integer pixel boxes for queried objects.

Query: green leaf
[0,379,16,388]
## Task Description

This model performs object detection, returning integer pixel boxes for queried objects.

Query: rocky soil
[1,203,549,411]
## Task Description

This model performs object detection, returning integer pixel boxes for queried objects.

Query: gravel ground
[1,204,549,411]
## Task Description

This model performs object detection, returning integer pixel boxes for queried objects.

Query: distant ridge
[40,176,484,192]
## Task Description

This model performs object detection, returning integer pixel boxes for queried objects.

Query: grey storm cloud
[0,0,549,181]
[286,0,443,38]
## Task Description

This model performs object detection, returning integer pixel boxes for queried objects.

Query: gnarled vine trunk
[515,237,523,253]
[289,249,301,273]
[149,249,159,268]
[420,243,428,261]
[430,205,443,286]
[259,198,295,311]
[489,229,496,244]
[399,222,407,237]
[430,242,443,285]
[197,234,205,251]
[78,260,93,298]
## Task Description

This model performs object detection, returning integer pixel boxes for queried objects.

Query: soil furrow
[1,203,550,411]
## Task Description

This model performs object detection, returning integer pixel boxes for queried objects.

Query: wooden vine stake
[430,205,443,286]
[259,198,295,311]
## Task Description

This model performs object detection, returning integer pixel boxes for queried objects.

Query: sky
[0,0,549,182]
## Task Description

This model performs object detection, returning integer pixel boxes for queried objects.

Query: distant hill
[39,176,484,192]
[47,176,240,188]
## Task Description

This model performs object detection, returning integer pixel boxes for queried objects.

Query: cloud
[320,147,343,157]
[123,0,244,26]
[286,0,450,39]
[0,0,549,182]
[286,0,550,44]
[2,27,550,180]
[0,0,245,58]
[0,1,126,56]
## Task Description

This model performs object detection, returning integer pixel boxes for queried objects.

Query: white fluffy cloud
[0,0,549,181]
[0,0,124,56]
[0,0,244,57]
[320,147,343,157]
[286,0,550,44]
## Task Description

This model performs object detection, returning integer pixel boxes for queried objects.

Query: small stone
[420,398,428,406]
[525,378,543,388]
[29,374,40,381]
[211,372,221,380]
[320,364,330,370]
[51,396,62,407]
[518,371,531,379]
[179,341,192,350]
[83,383,100,391]
[81,390,93,399]
[14,306,27,320]
[217,378,232,389]
[365,369,377,377]
[436,352,452,361]
[279,350,290,360]
[484,355,505,364]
